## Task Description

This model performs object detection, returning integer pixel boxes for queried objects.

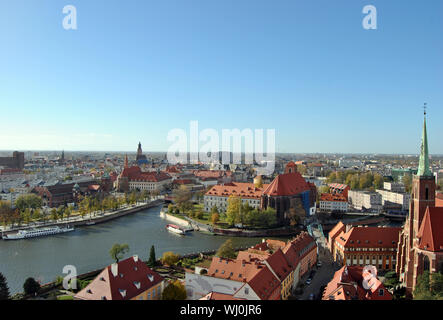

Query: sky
[0,0,442,154]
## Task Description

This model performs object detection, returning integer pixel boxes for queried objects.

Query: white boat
[85,220,96,226]
[166,224,186,235]
[2,226,75,240]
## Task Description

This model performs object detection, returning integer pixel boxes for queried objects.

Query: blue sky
[0,0,442,154]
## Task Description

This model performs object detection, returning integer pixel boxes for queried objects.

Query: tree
[161,251,180,266]
[402,174,413,193]
[0,273,10,300]
[23,277,40,296]
[216,239,237,259]
[211,212,220,225]
[147,245,156,267]
[173,185,192,212]
[414,271,443,300]
[15,194,43,212]
[109,243,130,263]
[162,280,187,300]
[226,196,241,226]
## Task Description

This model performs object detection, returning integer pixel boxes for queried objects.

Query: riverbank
[159,208,302,237]
[0,199,165,238]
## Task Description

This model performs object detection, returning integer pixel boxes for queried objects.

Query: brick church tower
[396,109,439,296]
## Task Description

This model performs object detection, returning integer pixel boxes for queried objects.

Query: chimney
[133,255,139,262]
[111,263,118,277]
[345,224,351,233]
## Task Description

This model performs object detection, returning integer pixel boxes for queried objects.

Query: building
[261,161,317,225]
[396,112,443,296]
[135,142,149,165]
[204,182,268,212]
[32,179,99,207]
[348,190,382,212]
[0,151,24,170]
[116,156,172,192]
[186,256,281,300]
[322,266,392,300]
[319,193,348,212]
[376,189,410,211]
[186,233,317,300]
[328,183,350,200]
[383,182,406,193]
[74,255,164,300]
[329,223,401,270]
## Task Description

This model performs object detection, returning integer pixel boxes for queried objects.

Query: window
[379,289,384,296]
[245,288,249,295]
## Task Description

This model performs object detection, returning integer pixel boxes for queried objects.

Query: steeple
[124,154,129,168]
[417,104,432,177]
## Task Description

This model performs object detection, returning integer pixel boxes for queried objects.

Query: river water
[0,205,265,294]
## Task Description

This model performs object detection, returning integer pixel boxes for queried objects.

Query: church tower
[397,106,436,295]
[410,110,435,240]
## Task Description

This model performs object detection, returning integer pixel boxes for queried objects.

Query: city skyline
[1,0,442,153]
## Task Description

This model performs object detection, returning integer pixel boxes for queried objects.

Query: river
[0,205,266,294]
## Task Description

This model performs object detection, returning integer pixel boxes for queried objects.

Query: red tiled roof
[74,256,163,300]
[193,170,232,178]
[322,266,392,300]
[263,172,310,196]
[335,226,401,249]
[417,206,443,252]
[436,193,443,208]
[120,166,171,182]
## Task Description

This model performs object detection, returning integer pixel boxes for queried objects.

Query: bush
[23,278,40,296]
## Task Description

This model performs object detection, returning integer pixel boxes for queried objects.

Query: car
[317,261,322,267]
[309,293,315,300]
[306,278,312,285]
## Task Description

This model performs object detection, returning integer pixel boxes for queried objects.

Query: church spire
[417,104,432,177]
[124,154,129,168]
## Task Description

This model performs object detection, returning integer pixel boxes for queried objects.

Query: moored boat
[2,226,75,240]
[166,224,186,235]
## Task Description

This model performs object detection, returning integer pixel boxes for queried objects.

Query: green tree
[15,194,43,211]
[23,277,40,296]
[414,271,443,300]
[173,185,192,212]
[0,272,10,300]
[162,280,187,300]
[161,251,180,266]
[216,239,237,259]
[109,243,130,263]
[147,245,156,267]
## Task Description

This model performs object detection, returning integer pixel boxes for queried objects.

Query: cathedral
[396,112,443,296]
[136,142,149,165]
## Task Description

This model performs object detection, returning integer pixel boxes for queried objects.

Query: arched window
[423,255,430,272]
[425,187,429,200]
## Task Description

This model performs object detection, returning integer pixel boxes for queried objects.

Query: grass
[57,295,74,300]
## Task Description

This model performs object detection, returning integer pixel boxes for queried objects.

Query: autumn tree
[162,280,187,300]
[225,196,241,226]
[161,251,180,266]
[216,239,237,259]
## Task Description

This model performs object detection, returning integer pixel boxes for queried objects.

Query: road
[298,225,341,300]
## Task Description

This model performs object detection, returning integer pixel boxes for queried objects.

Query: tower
[397,105,436,295]
[124,154,129,168]
[137,142,143,158]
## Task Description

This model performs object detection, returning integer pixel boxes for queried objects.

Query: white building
[376,189,410,211]
[348,190,382,212]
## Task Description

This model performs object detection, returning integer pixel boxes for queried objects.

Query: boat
[85,220,96,226]
[2,226,75,240]
[166,224,186,235]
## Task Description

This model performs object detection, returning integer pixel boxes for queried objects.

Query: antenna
[423,102,427,116]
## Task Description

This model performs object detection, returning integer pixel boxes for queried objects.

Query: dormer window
[119,289,127,298]
[87,289,92,294]
[147,275,154,282]
[133,281,141,289]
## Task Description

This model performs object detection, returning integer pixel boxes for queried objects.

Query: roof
[200,292,245,300]
[328,183,350,191]
[263,172,310,196]
[322,266,392,300]
[74,256,163,300]
[335,226,401,249]
[205,182,269,199]
[120,166,171,182]
[320,193,347,202]
[417,206,443,252]
[436,193,443,208]
[193,170,232,178]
